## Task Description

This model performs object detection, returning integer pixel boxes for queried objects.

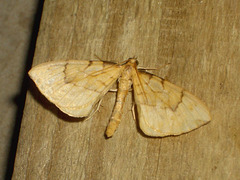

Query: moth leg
[109,88,132,92]
[96,99,103,113]
[138,67,157,71]
[84,99,103,120]
[94,54,104,61]
[138,63,171,71]
[131,104,136,121]
[109,89,118,92]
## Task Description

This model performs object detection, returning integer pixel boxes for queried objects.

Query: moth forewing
[28,60,122,118]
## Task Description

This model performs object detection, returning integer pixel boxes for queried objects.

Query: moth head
[126,57,139,66]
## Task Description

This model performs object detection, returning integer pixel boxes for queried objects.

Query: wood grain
[13,0,240,179]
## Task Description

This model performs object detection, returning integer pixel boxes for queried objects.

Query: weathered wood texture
[13,0,240,179]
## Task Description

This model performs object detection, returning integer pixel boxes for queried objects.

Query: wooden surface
[13,0,240,179]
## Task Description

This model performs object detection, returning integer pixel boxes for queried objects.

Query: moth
[29,58,211,137]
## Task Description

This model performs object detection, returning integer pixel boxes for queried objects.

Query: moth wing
[29,60,122,117]
[132,71,211,137]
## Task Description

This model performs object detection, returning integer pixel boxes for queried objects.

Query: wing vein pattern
[29,60,122,117]
[132,70,211,136]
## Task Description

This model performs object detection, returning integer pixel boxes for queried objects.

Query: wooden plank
[13,0,240,179]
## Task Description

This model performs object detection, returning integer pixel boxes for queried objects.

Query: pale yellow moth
[28,58,211,137]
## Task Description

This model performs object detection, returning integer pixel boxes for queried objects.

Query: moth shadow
[29,81,85,123]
